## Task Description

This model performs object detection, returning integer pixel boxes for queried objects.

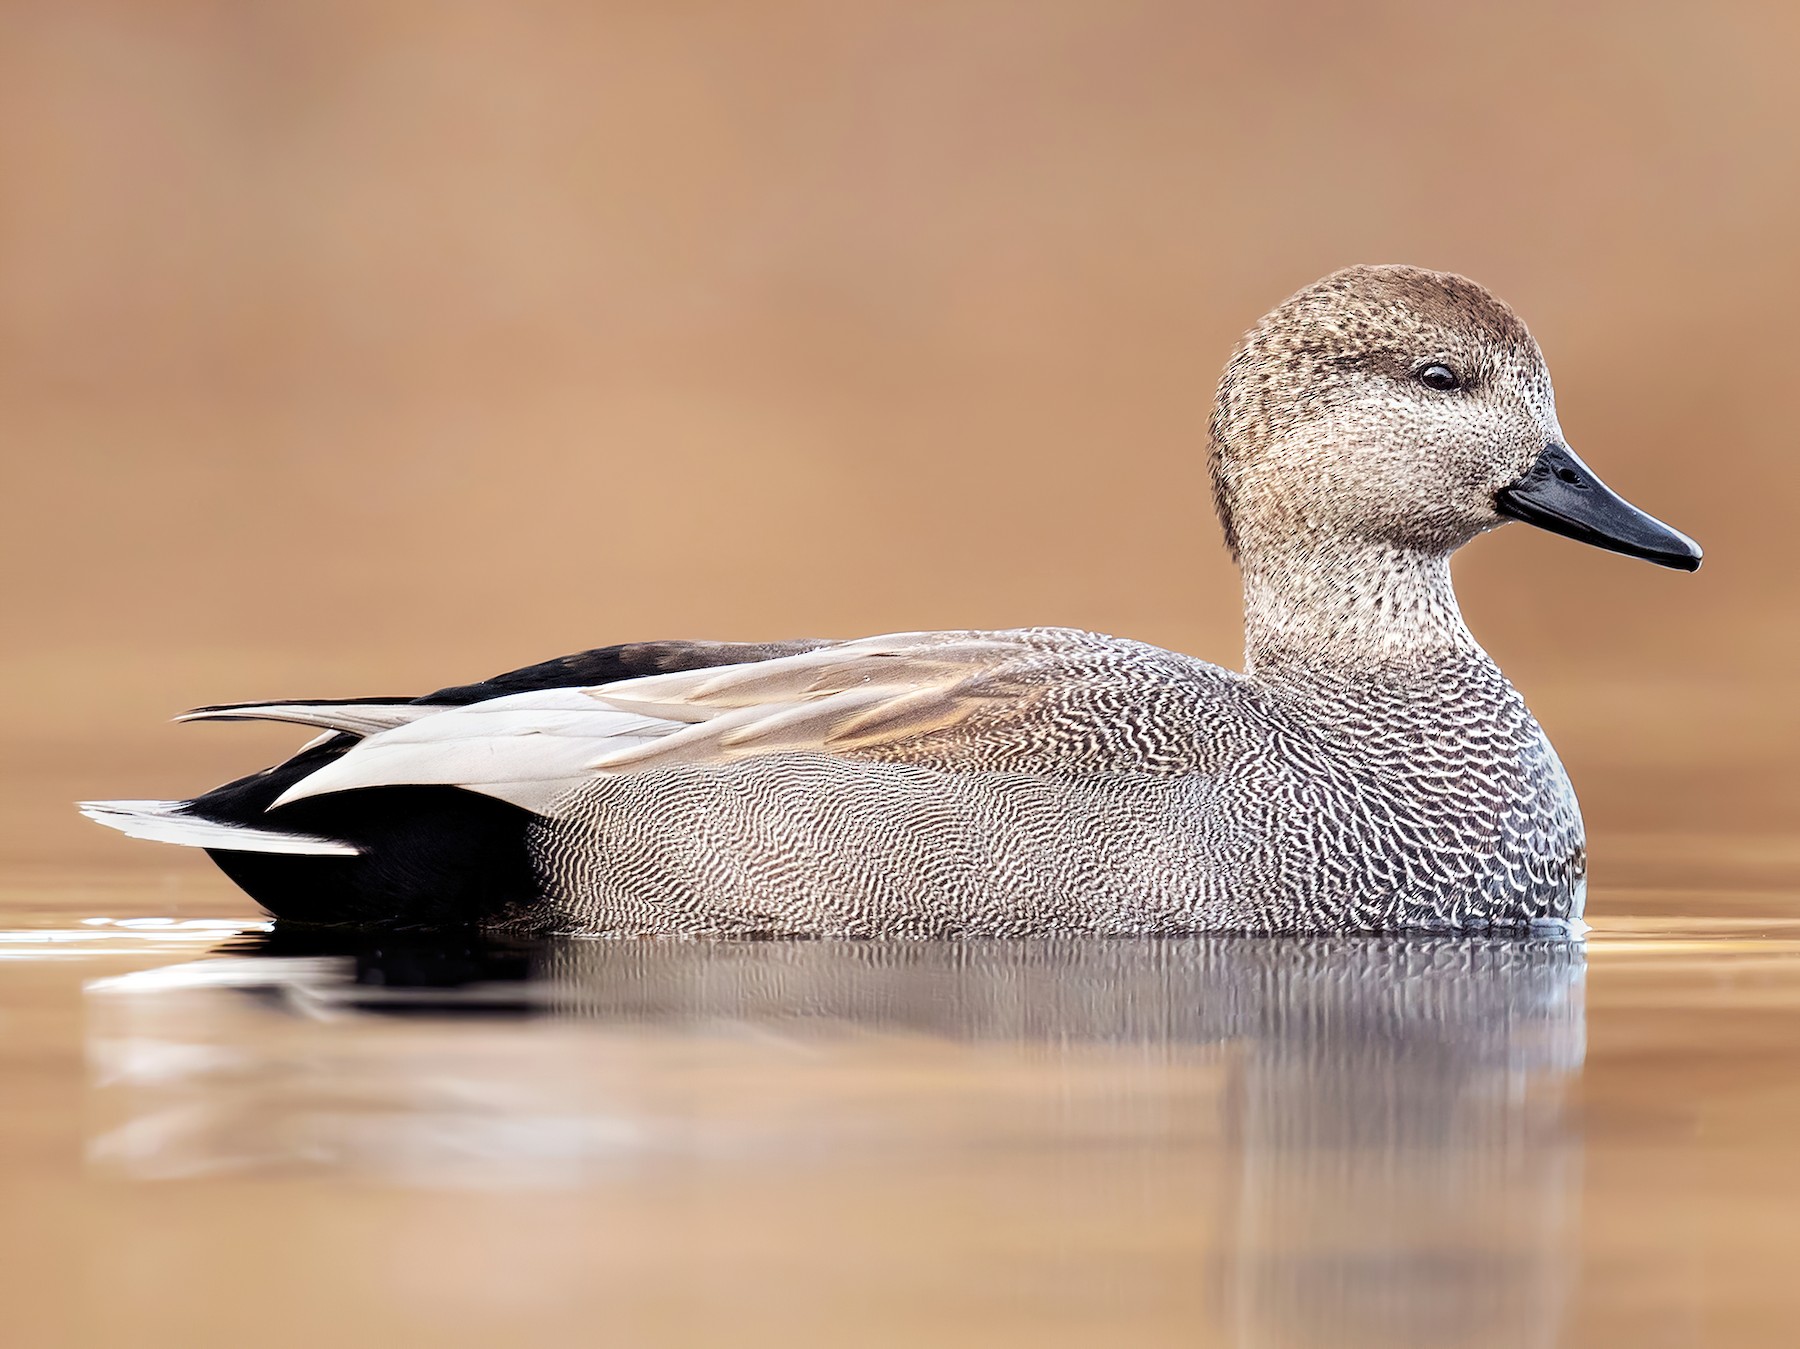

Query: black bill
[1495,444,1702,571]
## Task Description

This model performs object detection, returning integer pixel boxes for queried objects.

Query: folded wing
[269,630,1134,815]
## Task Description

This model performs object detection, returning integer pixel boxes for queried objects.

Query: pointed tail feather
[78,800,361,856]
[176,701,440,737]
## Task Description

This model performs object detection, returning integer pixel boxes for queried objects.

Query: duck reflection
[86,930,1584,1347]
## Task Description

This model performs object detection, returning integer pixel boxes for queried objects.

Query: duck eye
[1417,364,1461,392]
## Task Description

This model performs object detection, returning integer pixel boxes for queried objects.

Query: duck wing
[266,629,1229,816]
[81,638,831,851]
[173,638,834,734]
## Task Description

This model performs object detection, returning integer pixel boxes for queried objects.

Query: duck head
[1209,265,1702,573]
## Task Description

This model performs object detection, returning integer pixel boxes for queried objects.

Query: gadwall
[83,266,1701,934]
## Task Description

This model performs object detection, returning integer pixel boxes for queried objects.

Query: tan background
[2,0,1795,897]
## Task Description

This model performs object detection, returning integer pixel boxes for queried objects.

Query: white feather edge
[79,800,361,856]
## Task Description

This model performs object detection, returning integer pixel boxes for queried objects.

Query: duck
[81,265,1701,936]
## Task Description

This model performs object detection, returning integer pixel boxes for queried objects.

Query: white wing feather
[270,688,687,813]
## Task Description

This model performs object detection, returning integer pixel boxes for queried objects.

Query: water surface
[5,865,1799,1347]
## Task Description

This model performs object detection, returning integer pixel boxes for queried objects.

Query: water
[5,871,1800,1347]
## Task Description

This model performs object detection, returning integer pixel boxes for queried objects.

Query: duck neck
[1239,536,1484,681]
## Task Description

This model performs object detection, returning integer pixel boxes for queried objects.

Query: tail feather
[78,800,360,857]
[176,701,440,737]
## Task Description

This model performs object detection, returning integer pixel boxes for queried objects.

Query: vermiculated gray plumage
[81,265,1701,935]
[530,630,1583,935]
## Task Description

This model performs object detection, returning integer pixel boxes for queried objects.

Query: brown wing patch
[583,632,1041,771]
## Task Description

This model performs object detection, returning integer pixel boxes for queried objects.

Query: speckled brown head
[1209,265,1701,571]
